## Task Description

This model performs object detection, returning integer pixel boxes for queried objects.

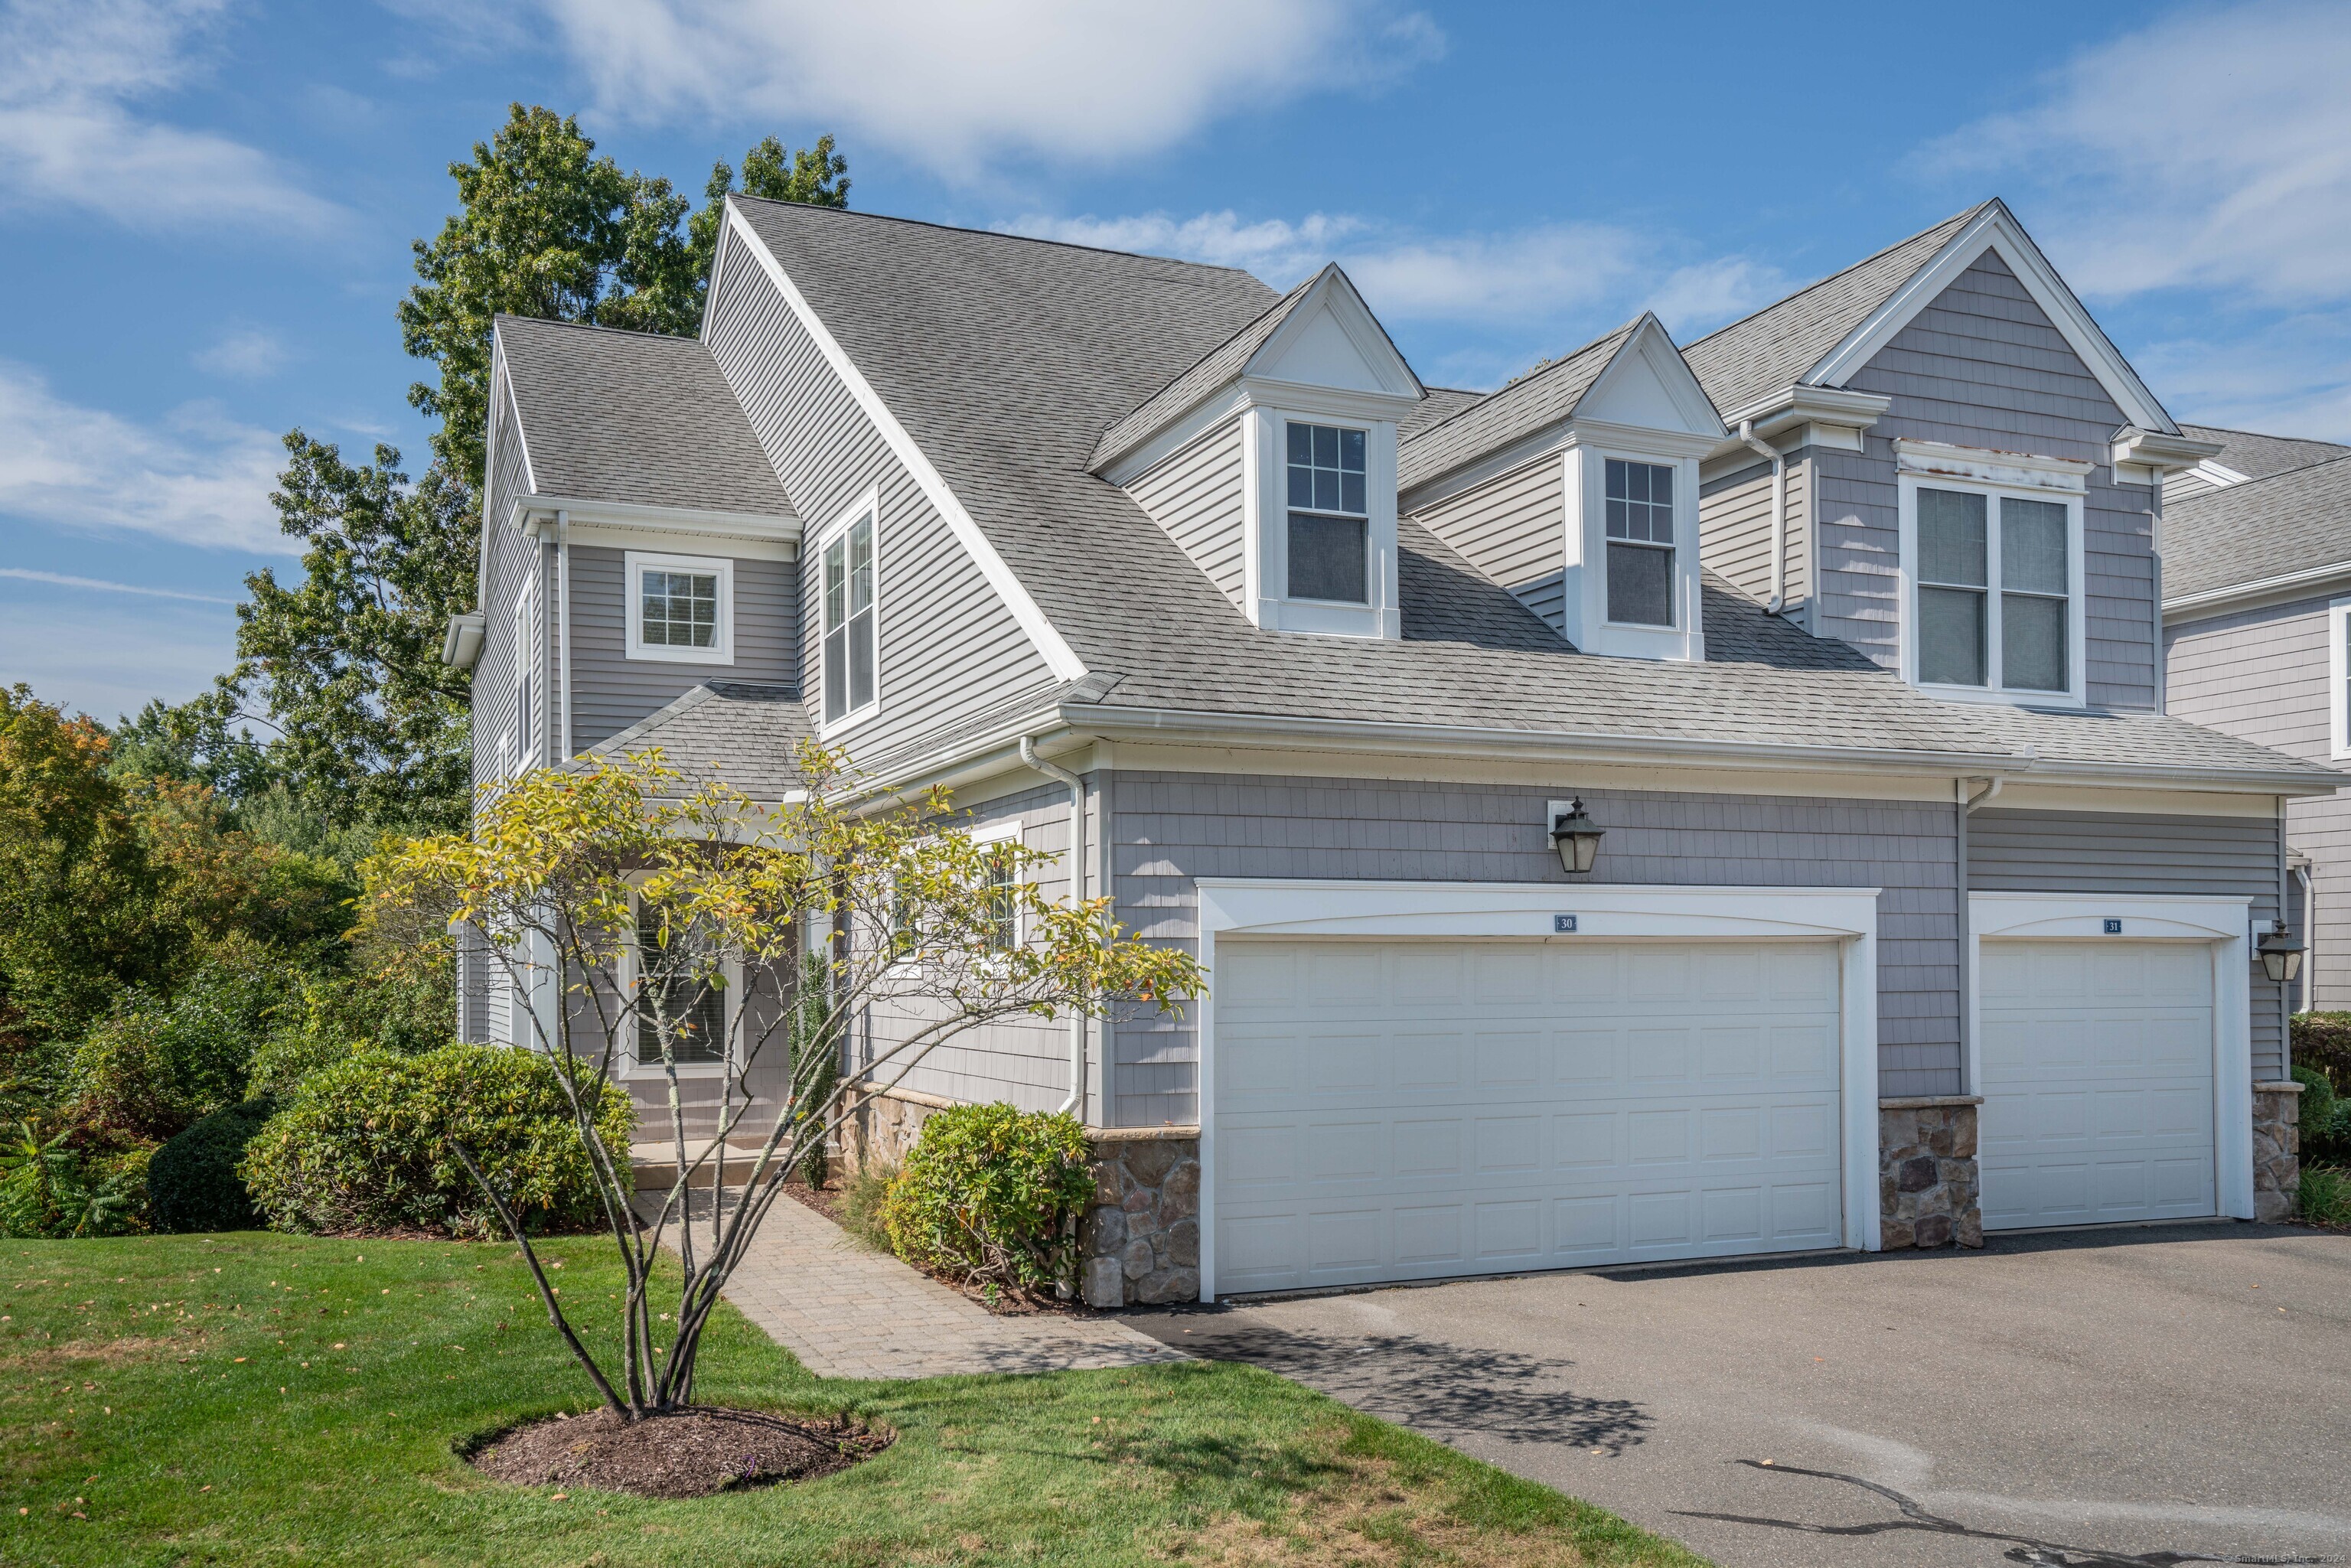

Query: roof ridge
[2170,447,2351,508]
[1682,200,1993,357]
[494,312,706,348]
[1397,316,1639,453]
[729,194,1267,279]
[2180,420,2351,448]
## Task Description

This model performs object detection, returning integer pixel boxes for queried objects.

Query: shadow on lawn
[1145,1322,1652,1453]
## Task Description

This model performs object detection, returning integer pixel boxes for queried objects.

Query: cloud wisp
[0,0,342,234]
[0,567,237,605]
[191,325,292,380]
[489,0,1440,178]
[0,361,289,554]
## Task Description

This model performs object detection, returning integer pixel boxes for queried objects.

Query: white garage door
[1211,937,1845,1295]
[1978,940,2216,1231]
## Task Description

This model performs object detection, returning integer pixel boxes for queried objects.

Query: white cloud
[2131,315,2351,443]
[1008,210,1366,281]
[0,0,341,233]
[1922,0,2351,304]
[191,325,290,379]
[0,362,289,553]
[501,0,1440,176]
[0,567,235,604]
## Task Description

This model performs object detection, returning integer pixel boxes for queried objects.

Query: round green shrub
[240,1045,632,1239]
[147,1098,277,1233]
[879,1102,1094,1293]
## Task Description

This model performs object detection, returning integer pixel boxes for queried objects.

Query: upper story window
[625,550,734,665]
[1286,422,1369,605]
[1603,458,1675,628]
[1909,484,2077,699]
[821,507,878,725]
[510,577,535,772]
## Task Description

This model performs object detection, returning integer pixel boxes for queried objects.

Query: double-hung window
[510,579,535,772]
[821,510,878,724]
[631,904,727,1071]
[1603,458,1675,628]
[2328,598,2351,761]
[1285,422,1369,604]
[1912,485,2073,696]
[624,551,733,664]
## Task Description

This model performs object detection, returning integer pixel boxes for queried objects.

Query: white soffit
[1806,203,2177,435]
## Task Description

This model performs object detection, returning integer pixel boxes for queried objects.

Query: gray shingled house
[445,194,2333,1306]
[2162,429,2351,1015]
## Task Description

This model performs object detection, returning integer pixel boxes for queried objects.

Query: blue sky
[5,0,2349,719]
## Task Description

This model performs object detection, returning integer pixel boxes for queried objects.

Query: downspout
[1021,733,1089,1117]
[556,508,572,761]
[1738,420,1787,614]
[2292,855,2314,1016]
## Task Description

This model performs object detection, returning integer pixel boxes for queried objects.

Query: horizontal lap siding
[566,546,798,751]
[1411,458,1567,631]
[472,377,539,798]
[2167,598,2351,1009]
[1109,771,1963,1126]
[704,230,1055,762]
[1128,422,1246,610]
[1968,807,2287,1078]
[1840,253,2160,707]
[1700,459,1775,604]
[859,783,1101,1118]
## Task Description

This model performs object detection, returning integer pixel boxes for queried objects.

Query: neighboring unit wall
[1699,453,1816,621]
[2167,595,2351,1009]
[567,546,800,751]
[1126,422,1247,612]
[471,373,544,798]
[1410,456,1569,631]
[1967,807,2289,1077]
[1107,771,1965,1126]
[703,228,1060,765]
[1821,253,2162,707]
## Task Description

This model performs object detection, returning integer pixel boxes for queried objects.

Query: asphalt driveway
[1123,1223,2351,1567]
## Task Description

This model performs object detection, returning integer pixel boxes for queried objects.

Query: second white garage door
[1978,940,2217,1231]
[1211,937,1845,1295]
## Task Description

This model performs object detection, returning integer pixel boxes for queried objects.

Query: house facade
[448,196,2333,1306]
[2160,430,2351,1014]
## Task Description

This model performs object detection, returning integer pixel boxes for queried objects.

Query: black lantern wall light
[1548,797,1604,875]
[2257,921,2304,985]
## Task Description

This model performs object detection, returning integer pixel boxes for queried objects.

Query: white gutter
[1736,419,1788,614]
[1019,733,1090,1117]
[1963,776,2004,813]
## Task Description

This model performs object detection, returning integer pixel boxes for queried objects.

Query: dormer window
[1603,458,1676,628]
[1286,422,1369,604]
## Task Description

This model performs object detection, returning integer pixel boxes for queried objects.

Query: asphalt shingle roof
[1399,386,1488,442]
[2165,454,2351,601]
[1397,321,1638,491]
[1087,272,1306,469]
[723,200,2332,789]
[579,681,812,798]
[1683,204,1988,419]
[2179,423,2351,483]
[497,315,793,517]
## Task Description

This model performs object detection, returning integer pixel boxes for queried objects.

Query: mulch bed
[468,1405,892,1498]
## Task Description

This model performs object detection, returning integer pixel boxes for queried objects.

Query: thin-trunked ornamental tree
[361,743,1201,1420]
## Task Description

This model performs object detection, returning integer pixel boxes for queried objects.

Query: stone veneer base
[2252,1081,2304,1224]
[1879,1095,1983,1250]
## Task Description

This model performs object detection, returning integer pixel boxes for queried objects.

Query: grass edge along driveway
[1,1233,1708,1566]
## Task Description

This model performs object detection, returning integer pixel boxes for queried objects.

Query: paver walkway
[716,1190,1183,1380]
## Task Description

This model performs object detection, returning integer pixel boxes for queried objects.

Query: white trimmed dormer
[1101,265,1423,640]
[1403,313,1727,663]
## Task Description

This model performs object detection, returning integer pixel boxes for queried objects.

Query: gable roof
[577,680,811,799]
[1086,272,1312,470]
[2178,423,2351,484]
[719,200,2331,793]
[1396,321,1639,492]
[1400,386,1487,442]
[2164,453,2351,605]
[496,315,793,518]
[1686,200,2175,435]
[1685,205,1987,420]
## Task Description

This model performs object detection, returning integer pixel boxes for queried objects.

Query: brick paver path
[716,1190,1184,1381]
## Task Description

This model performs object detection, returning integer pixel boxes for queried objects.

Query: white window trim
[2330,597,2351,761]
[509,575,536,776]
[1244,410,1400,641]
[1560,433,1708,662]
[1965,892,2256,1221]
[815,491,883,735]
[615,890,741,1081]
[1189,878,1884,1302]
[624,549,735,665]
[1896,471,2089,709]
[971,820,1025,953]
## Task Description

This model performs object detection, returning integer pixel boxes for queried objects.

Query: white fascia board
[513,494,802,553]
[1104,375,1418,489]
[1581,314,1729,440]
[2162,559,2351,622]
[474,346,536,618]
[1100,382,1252,487]
[1806,203,2177,435]
[1247,266,1425,400]
[1717,383,1895,436]
[720,201,1087,683]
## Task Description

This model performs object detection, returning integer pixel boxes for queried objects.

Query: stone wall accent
[843,1086,949,1174]
[1079,1129,1202,1308]
[2253,1081,2304,1223]
[1880,1095,1982,1249]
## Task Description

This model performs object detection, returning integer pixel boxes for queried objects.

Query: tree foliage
[363,744,1198,1419]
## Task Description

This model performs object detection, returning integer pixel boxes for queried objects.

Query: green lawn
[0,1234,1706,1566]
